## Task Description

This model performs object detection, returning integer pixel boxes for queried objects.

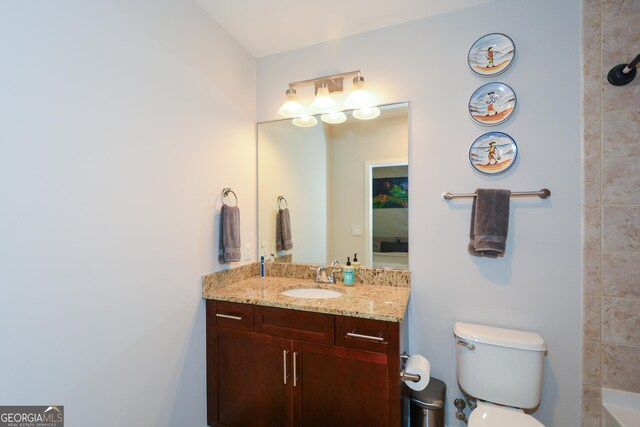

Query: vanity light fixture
[292,115,318,127]
[277,88,306,118]
[344,76,375,109]
[309,82,339,114]
[320,111,347,124]
[278,70,378,127]
[352,106,381,120]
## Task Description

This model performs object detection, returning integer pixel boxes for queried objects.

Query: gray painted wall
[257,0,582,424]
[0,1,256,425]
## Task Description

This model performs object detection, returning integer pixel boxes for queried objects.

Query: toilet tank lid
[454,322,547,352]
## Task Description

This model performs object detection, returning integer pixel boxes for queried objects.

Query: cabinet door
[294,342,392,427]
[209,328,293,427]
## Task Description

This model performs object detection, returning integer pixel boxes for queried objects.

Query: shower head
[607,53,639,86]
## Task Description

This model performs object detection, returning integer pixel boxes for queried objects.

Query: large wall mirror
[258,102,409,269]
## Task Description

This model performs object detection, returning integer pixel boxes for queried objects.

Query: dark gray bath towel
[276,208,293,251]
[219,204,241,263]
[469,189,511,258]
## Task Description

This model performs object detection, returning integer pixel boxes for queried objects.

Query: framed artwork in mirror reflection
[372,177,408,208]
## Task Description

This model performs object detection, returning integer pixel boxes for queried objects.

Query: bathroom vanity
[202,267,410,427]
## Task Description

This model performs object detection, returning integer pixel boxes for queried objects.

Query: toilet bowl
[468,401,544,427]
[453,322,548,427]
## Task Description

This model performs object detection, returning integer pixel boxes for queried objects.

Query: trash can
[409,377,446,427]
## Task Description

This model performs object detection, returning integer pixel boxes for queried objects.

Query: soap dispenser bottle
[343,257,355,285]
[352,253,361,268]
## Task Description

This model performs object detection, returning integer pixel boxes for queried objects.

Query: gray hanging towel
[468,189,511,258]
[219,204,241,263]
[276,208,293,251]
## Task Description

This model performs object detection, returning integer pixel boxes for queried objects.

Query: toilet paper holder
[400,353,421,383]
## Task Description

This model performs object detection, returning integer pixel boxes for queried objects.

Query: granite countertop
[202,276,410,322]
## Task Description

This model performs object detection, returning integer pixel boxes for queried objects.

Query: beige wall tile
[583,340,602,386]
[584,250,602,296]
[602,251,640,298]
[602,80,640,114]
[581,2,640,424]
[585,206,602,251]
[601,13,640,113]
[602,343,640,392]
[603,111,640,158]
[584,296,603,340]
[582,0,601,114]
[602,0,640,21]
[603,297,640,345]
[584,158,602,205]
[603,206,640,251]
[581,385,602,427]
[584,113,602,161]
[603,158,640,204]
[584,70,602,114]
[583,0,601,24]
[602,13,640,70]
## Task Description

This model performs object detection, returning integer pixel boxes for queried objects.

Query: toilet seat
[468,401,545,427]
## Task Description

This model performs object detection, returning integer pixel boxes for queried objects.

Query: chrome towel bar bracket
[222,188,238,206]
[277,195,288,209]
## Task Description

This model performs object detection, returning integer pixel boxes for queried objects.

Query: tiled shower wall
[582,0,640,425]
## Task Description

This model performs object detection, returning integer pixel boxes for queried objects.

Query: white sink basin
[281,287,344,299]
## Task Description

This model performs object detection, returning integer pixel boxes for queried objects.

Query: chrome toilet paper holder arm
[399,352,421,383]
[400,370,421,383]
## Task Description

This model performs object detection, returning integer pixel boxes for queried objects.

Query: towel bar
[277,195,288,209]
[442,188,550,201]
[222,188,238,206]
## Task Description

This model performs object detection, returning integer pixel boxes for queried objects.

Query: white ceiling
[194,0,496,57]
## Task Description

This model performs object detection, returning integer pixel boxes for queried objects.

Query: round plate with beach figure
[469,132,518,175]
[467,33,515,77]
[468,82,517,126]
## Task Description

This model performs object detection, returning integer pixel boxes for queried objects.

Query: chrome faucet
[328,260,342,284]
[314,265,328,283]
[311,261,342,284]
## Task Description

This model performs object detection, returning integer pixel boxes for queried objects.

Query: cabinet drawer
[335,316,395,354]
[208,300,254,331]
[255,306,334,345]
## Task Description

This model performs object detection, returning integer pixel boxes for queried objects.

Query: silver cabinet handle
[215,313,243,321]
[283,350,289,384]
[456,339,476,350]
[347,332,384,342]
[293,352,298,387]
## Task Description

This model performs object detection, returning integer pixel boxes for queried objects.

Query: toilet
[453,322,548,426]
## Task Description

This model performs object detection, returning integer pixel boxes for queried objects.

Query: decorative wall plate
[467,33,515,77]
[469,132,518,175]
[468,82,517,126]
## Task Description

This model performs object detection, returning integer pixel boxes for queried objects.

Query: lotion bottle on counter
[343,257,355,285]
[352,253,360,267]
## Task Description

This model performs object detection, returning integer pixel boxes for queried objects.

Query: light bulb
[352,106,381,120]
[320,111,347,124]
[309,83,338,114]
[278,88,306,118]
[292,115,318,128]
[344,76,375,109]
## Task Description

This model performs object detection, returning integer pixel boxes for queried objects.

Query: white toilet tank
[454,322,547,409]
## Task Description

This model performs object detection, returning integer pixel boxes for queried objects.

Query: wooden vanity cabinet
[206,300,402,427]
